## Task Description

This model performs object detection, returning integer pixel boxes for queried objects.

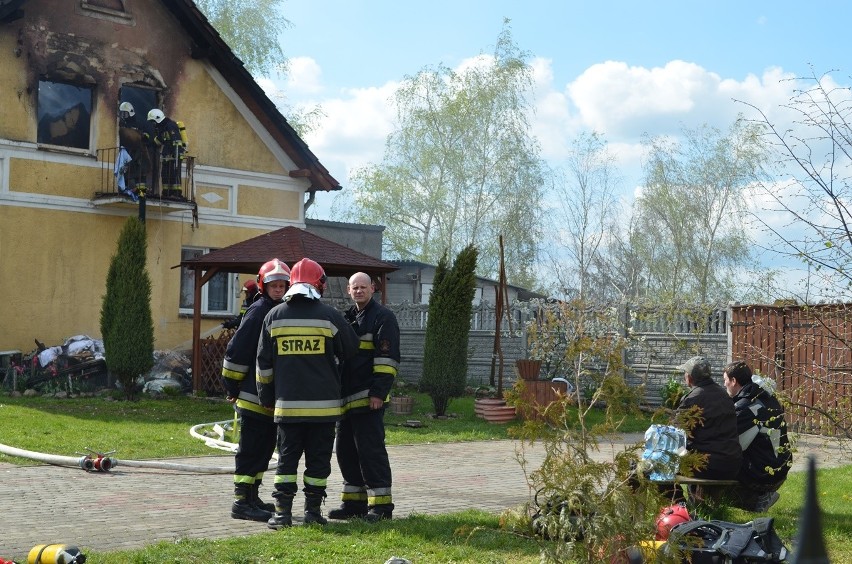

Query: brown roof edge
[174,226,398,277]
[164,0,341,192]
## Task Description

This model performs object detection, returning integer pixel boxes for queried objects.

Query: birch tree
[630,120,766,302]
[349,22,546,287]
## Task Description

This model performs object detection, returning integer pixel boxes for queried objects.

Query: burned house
[0,0,341,353]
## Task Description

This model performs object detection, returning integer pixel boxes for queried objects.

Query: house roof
[177,226,398,278]
[162,1,340,192]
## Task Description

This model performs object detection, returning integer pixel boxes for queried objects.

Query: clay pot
[474,397,507,418]
[480,404,517,424]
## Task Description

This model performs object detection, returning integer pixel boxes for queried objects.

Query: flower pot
[515,359,542,381]
[474,397,506,418]
[390,395,414,416]
[480,404,517,424]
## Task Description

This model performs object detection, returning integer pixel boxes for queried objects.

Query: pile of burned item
[7,335,191,394]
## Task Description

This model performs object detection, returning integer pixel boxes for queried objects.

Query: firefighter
[223,279,260,330]
[257,258,359,529]
[118,101,151,198]
[146,108,186,198]
[329,272,400,522]
[222,259,290,522]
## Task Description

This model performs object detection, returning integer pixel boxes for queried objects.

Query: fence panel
[732,304,852,436]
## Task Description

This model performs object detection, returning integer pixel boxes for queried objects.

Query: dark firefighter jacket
[256,296,359,423]
[676,378,742,478]
[733,382,792,485]
[341,298,401,415]
[221,294,279,419]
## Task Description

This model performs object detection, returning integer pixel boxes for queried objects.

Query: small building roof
[177,226,398,278]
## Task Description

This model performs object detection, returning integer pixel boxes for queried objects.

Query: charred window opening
[37,80,93,150]
[120,85,158,123]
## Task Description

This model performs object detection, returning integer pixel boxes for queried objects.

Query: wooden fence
[731,304,852,436]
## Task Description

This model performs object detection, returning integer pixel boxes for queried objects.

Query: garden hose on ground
[0,419,277,474]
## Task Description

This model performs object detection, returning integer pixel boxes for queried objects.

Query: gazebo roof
[177,226,398,277]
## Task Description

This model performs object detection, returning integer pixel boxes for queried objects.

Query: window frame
[36,79,94,153]
[179,247,236,317]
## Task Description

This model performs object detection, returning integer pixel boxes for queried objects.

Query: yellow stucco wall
[238,185,300,220]
[194,183,231,211]
[0,205,274,353]
[169,64,287,175]
[10,158,101,198]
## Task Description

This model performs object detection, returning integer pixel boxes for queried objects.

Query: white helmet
[119,102,135,117]
[147,108,165,123]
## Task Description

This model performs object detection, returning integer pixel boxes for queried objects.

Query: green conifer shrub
[100,218,154,399]
[421,244,478,416]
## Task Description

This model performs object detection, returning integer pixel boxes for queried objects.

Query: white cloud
[286,56,324,95]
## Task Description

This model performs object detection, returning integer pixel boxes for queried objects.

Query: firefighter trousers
[335,408,393,506]
[273,421,336,498]
[234,412,277,484]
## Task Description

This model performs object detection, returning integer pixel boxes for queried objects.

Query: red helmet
[242,279,258,294]
[655,503,691,540]
[256,259,290,294]
[290,258,327,295]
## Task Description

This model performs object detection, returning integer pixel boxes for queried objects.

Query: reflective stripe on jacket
[256,296,359,423]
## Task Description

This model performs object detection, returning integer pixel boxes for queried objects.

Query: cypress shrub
[421,244,478,415]
[100,218,154,399]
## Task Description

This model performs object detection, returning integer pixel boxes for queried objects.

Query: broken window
[37,80,93,150]
[180,248,234,316]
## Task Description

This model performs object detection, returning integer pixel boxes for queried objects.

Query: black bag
[665,517,789,563]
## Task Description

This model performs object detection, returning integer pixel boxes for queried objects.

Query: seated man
[674,356,742,480]
[723,361,792,511]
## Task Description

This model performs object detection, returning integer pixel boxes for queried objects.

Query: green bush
[659,376,686,408]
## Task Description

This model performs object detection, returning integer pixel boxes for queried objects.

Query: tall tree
[100,218,154,399]
[421,245,478,416]
[628,120,766,303]
[740,70,852,301]
[544,132,621,301]
[349,21,545,287]
[195,0,291,76]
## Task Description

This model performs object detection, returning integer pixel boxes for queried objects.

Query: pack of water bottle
[641,424,687,481]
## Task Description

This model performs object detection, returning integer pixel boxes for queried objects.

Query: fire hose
[0,419,276,474]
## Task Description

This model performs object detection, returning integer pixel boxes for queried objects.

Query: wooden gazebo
[176,226,398,391]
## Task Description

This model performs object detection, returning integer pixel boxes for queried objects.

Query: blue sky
[259,1,847,213]
[253,1,849,297]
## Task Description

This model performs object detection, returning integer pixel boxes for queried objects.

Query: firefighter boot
[252,481,275,513]
[232,483,273,522]
[327,501,368,520]
[267,495,294,530]
[364,503,394,523]
[303,493,328,526]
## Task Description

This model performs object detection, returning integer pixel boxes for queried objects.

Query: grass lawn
[1,392,848,562]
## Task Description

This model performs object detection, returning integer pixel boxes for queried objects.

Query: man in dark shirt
[674,356,742,479]
[723,360,792,511]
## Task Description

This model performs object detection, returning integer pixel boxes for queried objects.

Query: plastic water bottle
[642,424,686,481]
